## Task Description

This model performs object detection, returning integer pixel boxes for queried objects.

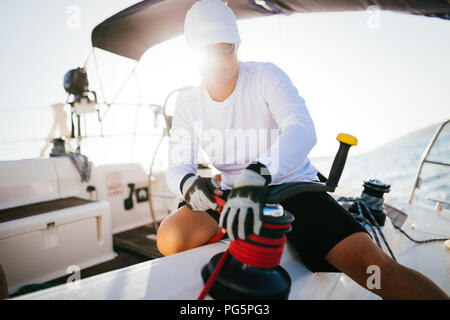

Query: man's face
[195,43,239,87]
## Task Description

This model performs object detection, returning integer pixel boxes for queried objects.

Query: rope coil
[229,234,286,268]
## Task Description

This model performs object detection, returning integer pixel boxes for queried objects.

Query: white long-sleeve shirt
[167,61,319,199]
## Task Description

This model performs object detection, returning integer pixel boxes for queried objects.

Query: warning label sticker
[105,171,124,197]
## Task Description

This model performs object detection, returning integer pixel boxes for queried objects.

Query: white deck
[15,196,450,300]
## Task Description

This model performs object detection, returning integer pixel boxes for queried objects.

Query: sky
[0,0,449,165]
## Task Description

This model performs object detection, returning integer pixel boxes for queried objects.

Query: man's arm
[255,62,317,183]
[166,96,198,200]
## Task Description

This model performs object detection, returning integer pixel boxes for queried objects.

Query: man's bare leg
[325,232,449,299]
[157,205,220,256]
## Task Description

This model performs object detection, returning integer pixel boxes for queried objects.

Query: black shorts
[177,187,369,273]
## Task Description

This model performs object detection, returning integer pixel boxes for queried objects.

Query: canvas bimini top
[91,0,450,61]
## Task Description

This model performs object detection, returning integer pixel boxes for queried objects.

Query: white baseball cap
[184,0,241,50]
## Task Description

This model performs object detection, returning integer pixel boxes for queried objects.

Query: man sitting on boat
[157,0,448,300]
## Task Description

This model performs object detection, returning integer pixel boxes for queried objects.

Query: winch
[200,203,294,300]
[350,178,391,226]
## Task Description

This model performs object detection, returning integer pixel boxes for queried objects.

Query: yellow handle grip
[337,133,358,146]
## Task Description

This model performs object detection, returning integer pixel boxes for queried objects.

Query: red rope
[197,249,230,300]
[229,235,286,268]
[262,222,290,230]
[206,196,227,244]
[207,230,226,244]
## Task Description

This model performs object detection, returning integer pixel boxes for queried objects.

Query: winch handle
[326,133,358,188]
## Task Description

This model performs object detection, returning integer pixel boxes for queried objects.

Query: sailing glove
[181,173,221,211]
[219,162,271,240]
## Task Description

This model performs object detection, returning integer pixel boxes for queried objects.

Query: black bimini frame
[92,0,450,61]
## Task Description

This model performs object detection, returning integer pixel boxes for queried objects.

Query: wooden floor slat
[113,223,163,259]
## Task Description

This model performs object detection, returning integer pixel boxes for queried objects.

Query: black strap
[246,162,272,186]
[317,171,328,183]
[179,173,196,195]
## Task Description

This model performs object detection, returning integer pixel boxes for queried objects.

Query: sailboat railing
[408,119,450,207]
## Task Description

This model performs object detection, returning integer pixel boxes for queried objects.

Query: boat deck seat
[0,197,94,224]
